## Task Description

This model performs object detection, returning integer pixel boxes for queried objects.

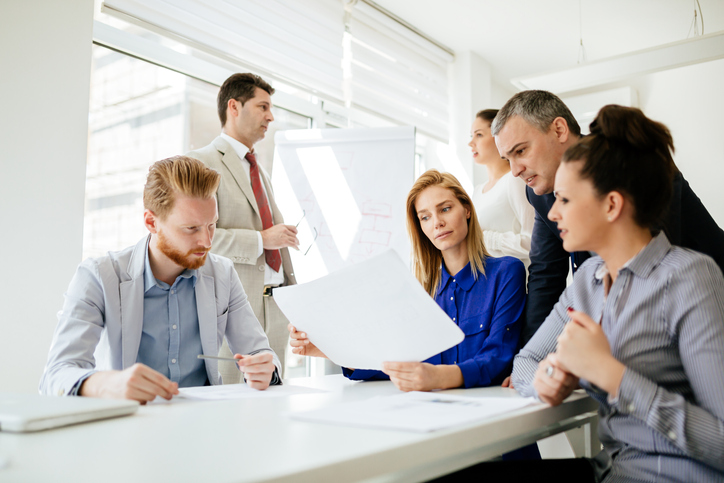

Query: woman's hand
[288,324,327,358]
[501,375,514,389]
[556,309,625,397]
[382,362,463,392]
[532,353,578,406]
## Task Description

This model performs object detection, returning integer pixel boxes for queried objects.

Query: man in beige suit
[188,73,298,382]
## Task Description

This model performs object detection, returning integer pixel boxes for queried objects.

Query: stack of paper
[151,384,326,404]
[290,392,538,432]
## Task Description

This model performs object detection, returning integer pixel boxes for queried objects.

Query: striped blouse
[512,233,724,482]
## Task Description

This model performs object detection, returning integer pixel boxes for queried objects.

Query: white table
[0,375,599,482]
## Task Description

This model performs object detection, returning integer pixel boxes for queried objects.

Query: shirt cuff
[457,360,483,388]
[609,368,656,423]
[269,368,282,386]
[256,232,264,258]
[69,371,97,396]
[483,230,501,252]
[342,367,388,381]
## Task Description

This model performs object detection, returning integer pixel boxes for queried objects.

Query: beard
[156,230,209,270]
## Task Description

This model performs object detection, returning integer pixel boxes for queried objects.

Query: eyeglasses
[294,210,318,256]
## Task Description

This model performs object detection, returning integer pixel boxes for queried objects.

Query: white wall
[560,59,724,228]
[0,0,94,393]
[630,59,724,228]
[447,51,496,192]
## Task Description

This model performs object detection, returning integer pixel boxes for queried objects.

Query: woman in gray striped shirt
[506,105,724,482]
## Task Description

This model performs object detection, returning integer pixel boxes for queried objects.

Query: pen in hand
[197,354,243,370]
[197,354,241,362]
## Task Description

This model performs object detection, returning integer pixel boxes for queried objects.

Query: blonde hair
[143,155,221,220]
[406,169,489,296]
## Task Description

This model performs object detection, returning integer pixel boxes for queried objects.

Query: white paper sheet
[273,250,465,370]
[290,392,538,432]
[152,384,326,403]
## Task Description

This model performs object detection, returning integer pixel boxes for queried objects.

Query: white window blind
[345,1,453,140]
[100,0,453,140]
[102,0,345,100]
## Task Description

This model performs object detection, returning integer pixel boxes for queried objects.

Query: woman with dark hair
[499,105,724,482]
[289,169,526,392]
[469,109,534,270]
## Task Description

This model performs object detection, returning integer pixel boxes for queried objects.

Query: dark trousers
[427,457,596,482]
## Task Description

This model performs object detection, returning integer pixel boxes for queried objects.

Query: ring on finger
[545,365,555,378]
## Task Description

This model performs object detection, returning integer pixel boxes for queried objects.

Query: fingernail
[567,307,573,312]
[300,333,306,338]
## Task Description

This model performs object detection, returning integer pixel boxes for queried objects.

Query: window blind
[101,0,454,140]
[102,0,345,100]
[345,1,453,140]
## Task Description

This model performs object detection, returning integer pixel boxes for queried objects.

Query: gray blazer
[39,236,279,396]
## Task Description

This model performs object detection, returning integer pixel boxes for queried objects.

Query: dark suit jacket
[523,171,724,345]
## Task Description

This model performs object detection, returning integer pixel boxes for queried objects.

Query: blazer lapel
[213,136,260,217]
[120,237,148,369]
[195,272,220,384]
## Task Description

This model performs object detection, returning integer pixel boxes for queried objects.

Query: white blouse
[472,172,534,271]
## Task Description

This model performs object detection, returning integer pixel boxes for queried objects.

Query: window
[84,45,313,259]
[84,45,209,258]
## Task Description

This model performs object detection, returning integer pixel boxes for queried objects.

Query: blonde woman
[289,170,526,392]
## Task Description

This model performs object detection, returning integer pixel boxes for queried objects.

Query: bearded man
[40,156,281,402]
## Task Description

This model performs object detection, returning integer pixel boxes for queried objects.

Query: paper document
[291,392,538,432]
[152,384,326,403]
[273,250,465,370]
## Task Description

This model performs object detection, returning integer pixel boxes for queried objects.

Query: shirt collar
[220,132,251,161]
[437,262,476,295]
[143,237,198,293]
[594,232,671,282]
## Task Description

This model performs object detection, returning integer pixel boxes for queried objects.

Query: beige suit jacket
[188,136,296,380]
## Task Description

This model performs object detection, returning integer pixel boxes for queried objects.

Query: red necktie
[245,152,282,272]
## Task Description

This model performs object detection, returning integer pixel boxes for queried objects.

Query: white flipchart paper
[273,250,464,370]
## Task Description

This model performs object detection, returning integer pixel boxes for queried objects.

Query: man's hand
[288,324,327,358]
[79,363,179,404]
[556,309,625,396]
[532,354,578,406]
[235,353,276,390]
[382,362,463,392]
[261,225,299,250]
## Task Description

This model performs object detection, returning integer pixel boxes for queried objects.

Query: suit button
[258,264,265,272]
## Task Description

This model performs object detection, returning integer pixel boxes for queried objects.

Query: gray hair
[491,90,581,138]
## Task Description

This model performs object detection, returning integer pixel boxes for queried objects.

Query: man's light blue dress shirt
[137,245,207,388]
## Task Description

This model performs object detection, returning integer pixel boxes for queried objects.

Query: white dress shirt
[472,172,534,271]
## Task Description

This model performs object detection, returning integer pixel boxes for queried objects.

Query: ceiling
[373,0,724,87]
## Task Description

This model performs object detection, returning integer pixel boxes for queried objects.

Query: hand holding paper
[288,324,327,358]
